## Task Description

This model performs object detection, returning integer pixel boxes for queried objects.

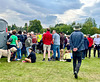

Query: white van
[0,19,8,49]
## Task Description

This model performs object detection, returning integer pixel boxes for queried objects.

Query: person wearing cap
[70,25,85,79]
[21,31,27,57]
[94,35,100,58]
[22,48,36,63]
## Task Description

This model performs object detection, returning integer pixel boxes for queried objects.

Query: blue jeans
[21,44,26,57]
[17,48,21,59]
[63,43,66,49]
[26,47,31,56]
[53,45,60,59]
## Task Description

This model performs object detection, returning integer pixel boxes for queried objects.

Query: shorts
[43,44,51,51]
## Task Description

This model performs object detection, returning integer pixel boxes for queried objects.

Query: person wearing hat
[70,25,85,79]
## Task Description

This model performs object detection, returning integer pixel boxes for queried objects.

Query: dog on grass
[0,47,17,62]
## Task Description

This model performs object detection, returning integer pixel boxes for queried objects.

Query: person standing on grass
[66,36,70,50]
[42,28,52,61]
[60,32,64,61]
[94,35,100,58]
[82,35,89,59]
[87,34,93,58]
[21,31,27,57]
[9,30,19,61]
[17,38,22,60]
[32,32,37,52]
[25,33,32,56]
[52,30,60,61]
[70,25,85,79]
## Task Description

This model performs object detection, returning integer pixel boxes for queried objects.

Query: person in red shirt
[32,34,37,52]
[87,34,93,58]
[42,28,52,61]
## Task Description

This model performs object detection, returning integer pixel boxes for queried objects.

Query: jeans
[21,44,26,57]
[17,48,21,59]
[88,47,92,58]
[73,51,82,74]
[9,45,17,60]
[63,43,66,49]
[26,47,31,56]
[53,45,60,59]
[32,44,36,52]
[82,49,88,59]
[67,45,70,50]
[94,46,100,58]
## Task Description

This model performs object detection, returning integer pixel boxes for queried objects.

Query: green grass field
[0,50,100,82]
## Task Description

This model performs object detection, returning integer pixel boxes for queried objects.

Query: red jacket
[87,37,93,47]
[32,35,37,43]
[43,31,52,45]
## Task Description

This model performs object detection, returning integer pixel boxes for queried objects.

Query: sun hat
[72,25,81,30]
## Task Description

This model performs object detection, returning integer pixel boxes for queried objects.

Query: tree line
[8,17,100,35]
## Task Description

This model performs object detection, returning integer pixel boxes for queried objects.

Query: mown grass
[0,50,100,82]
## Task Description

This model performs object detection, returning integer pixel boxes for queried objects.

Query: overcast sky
[0,0,100,28]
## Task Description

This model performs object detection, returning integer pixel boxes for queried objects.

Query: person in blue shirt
[52,30,60,61]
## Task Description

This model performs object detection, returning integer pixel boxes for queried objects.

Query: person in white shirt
[94,35,100,58]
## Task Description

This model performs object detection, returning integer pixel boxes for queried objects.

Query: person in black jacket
[22,48,36,63]
[82,35,89,59]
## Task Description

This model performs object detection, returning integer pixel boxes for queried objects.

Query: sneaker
[82,58,84,60]
[22,60,27,63]
[42,58,45,61]
[48,58,51,61]
[17,59,21,61]
[74,71,78,79]
[60,59,65,61]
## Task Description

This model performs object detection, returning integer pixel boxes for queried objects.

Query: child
[17,38,22,60]
[63,50,71,62]
[22,48,36,63]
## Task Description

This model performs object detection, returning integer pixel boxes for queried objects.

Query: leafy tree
[11,24,18,31]
[81,17,97,35]
[23,23,28,32]
[40,28,47,33]
[28,19,42,33]
[8,26,11,31]
[72,21,76,26]
[55,23,65,28]
[90,27,100,35]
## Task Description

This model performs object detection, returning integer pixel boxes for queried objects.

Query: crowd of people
[7,26,100,79]
[7,29,72,62]
[7,28,100,62]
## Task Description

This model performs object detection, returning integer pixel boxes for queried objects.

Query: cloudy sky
[0,0,100,28]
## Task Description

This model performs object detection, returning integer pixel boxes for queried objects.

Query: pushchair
[36,40,43,54]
